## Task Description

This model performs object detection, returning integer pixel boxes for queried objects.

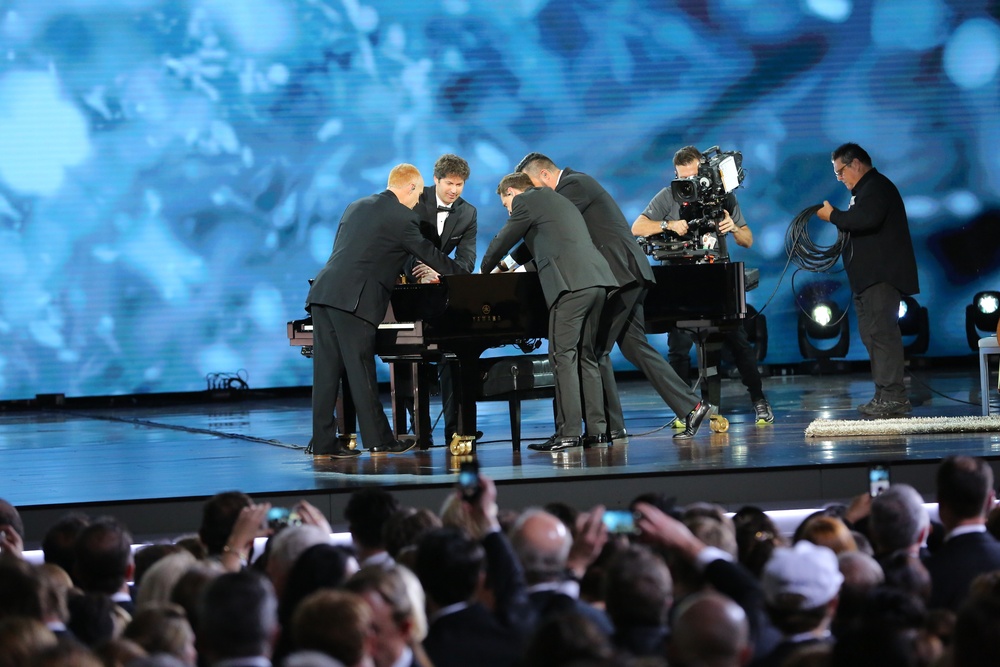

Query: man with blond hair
[306,164,468,458]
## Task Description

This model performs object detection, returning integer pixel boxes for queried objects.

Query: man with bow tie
[399,154,478,445]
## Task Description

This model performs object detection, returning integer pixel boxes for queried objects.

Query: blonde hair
[387,163,422,189]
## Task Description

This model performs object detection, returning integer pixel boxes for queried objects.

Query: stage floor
[3,363,998,543]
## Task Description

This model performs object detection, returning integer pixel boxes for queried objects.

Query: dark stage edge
[3,363,999,544]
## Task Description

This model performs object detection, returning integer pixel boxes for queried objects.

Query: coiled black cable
[785,204,850,273]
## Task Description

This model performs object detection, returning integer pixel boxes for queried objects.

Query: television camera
[643,146,746,263]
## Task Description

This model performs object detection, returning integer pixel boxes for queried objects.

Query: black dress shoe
[673,402,717,440]
[328,447,362,459]
[582,433,609,449]
[528,435,582,452]
[369,439,417,456]
[609,429,629,445]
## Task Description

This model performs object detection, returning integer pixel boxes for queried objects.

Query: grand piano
[288,262,752,453]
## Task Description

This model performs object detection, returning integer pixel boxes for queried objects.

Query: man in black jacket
[818,143,919,417]
[516,153,715,442]
[306,164,467,457]
[481,172,619,451]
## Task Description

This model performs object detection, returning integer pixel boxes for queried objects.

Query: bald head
[510,509,572,584]
[671,591,751,667]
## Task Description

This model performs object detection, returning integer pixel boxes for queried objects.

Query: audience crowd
[3,454,1000,667]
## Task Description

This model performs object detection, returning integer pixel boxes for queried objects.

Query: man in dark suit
[516,153,715,443]
[399,154,477,443]
[818,143,919,417]
[925,456,1000,610]
[306,164,467,457]
[198,570,279,667]
[481,172,619,451]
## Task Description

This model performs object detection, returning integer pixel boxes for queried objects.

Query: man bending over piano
[481,172,619,452]
[515,153,714,443]
[306,164,467,458]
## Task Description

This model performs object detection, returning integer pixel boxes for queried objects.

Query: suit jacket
[306,190,467,325]
[409,185,477,274]
[556,168,654,287]
[829,167,919,296]
[925,530,1000,610]
[528,589,614,636]
[480,186,618,306]
[423,603,524,667]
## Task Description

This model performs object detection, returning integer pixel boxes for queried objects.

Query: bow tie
[437,205,453,213]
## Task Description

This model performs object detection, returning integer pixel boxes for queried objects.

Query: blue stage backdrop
[1,0,998,400]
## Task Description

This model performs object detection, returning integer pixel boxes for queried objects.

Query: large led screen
[1,0,998,400]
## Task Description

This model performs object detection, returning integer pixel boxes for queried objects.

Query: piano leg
[451,353,481,454]
[388,362,409,437]
[410,363,434,450]
[692,332,723,408]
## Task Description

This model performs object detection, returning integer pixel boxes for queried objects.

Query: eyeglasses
[834,161,852,178]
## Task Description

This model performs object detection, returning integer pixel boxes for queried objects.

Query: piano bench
[480,355,554,451]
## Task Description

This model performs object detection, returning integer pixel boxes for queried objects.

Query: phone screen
[869,464,891,497]
[458,461,482,502]
[602,509,638,534]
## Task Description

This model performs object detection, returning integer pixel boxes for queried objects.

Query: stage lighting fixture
[797,299,850,360]
[966,291,1000,351]
[743,304,768,362]
[897,295,929,356]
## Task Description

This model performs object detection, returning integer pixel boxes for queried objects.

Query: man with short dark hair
[517,153,709,444]
[73,517,135,616]
[198,570,279,666]
[633,146,773,431]
[817,143,919,417]
[307,164,468,457]
[482,172,619,451]
[925,456,1000,609]
[400,153,478,443]
[344,487,399,569]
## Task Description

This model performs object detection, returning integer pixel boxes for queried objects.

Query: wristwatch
[660,220,669,233]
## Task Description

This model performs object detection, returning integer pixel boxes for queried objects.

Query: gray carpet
[805,415,1000,437]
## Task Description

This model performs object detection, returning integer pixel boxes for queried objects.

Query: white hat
[761,540,844,608]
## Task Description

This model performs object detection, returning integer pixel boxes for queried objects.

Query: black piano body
[287,262,751,451]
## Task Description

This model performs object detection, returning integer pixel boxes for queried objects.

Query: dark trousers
[669,325,764,403]
[608,284,700,421]
[854,282,906,402]
[310,304,393,451]
[550,287,606,438]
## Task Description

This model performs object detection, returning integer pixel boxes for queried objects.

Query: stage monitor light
[897,295,929,356]
[965,290,1000,351]
[798,299,850,360]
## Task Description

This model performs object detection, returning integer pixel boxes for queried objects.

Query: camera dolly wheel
[709,415,729,433]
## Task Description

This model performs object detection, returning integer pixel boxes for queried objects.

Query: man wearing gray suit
[481,172,618,452]
[306,164,467,458]
[516,153,714,442]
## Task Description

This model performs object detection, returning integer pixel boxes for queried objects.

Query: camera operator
[632,145,773,425]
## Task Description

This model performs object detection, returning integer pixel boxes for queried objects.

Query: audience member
[67,590,124,646]
[867,483,930,562]
[344,564,432,667]
[30,639,104,667]
[520,612,618,667]
[291,589,376,667]
[0,555,43,620]
[41,512,90,575]
[925,456,1000,610]
[509,508,612,635]
[124,602,198,666]
[0,616,58,667]
[73,517,136,616]
[382,507,441,567]
[603,544,673,657]
[197,570,279,667]
[93,637,149,667]
[754,540,842,667]
[169,561,223,634]
[135,551,198,609]
[952,580,1000,667]
[199,491,270,572]
[881,551,932,603]
[264,524,331,601]
[669,590,753,667]
[134,544,186,595]
[36,563,75,640]
[832,551,884,637]
[732,506,787,578]
[796,516,857,555]
[345,488,400,569]
[0,498,25,559]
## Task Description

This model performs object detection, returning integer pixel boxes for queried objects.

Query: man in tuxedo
[516,153,715,443]
[481,172,619,452]
[633,145,773,429]
[925,455,1000,610]
[400,154,477,443]
[306,164,467,457]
